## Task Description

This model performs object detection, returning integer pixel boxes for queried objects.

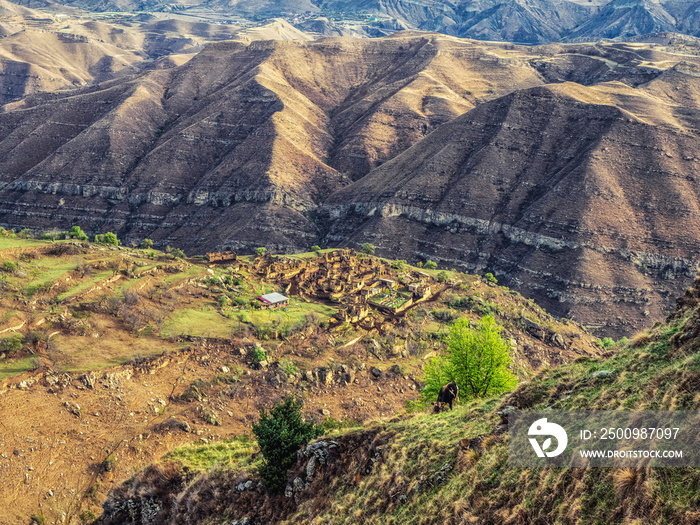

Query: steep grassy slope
[99,275,700,525]
[0,236,601,523]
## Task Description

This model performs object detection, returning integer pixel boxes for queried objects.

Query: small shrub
[101,455,117,473]
[167,246,185,258]
[311,245,321,253]
[1,260,17,273]
[279,358,299,376]
[140,238,154,249]
[361,242,375,255]
[424,260,438,270]
[437,271,449,283]
[17,228,34,239]
[217,294,231,308]
[255,247,267,256]
[484,272,498,284]
[601,337,614,348]
[252,346,267,363]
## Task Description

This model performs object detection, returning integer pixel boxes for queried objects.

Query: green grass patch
[0,356,36,380]
[0,238,46,250]
[56,270,112,301]
[161,307,234,338]
[164,435,257,472]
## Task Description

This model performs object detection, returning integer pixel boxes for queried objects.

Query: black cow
[433,381,459,413]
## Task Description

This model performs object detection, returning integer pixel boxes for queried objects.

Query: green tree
[94,234,105,244]
[0,333,23,354]
[423,315,517,402]
[66,226,88,241]
[391,259,407,271]
[103,232,119,246]
[360,242,375,255]
[436,270,449,283]
[140,238,154,249]
[484,272,498,284]
[255,247,267,256]
[310,245,321,253]
[252,396,321,493]
[424,260,438,270]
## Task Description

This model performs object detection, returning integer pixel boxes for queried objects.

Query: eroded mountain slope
[0,35,558,253]
[322,79,700,335]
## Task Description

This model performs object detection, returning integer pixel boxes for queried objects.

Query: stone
[370,367,382,378]
[390,364,401,375]
[591,370,614,378]
[320,408,330,416]
[303,371,314,382]
[306,455,317,479]
[220,366,230,374]
[552,333,565,348]
[497,405,517,425]
[317,368,333,385]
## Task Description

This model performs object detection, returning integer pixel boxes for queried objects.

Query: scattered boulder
[370,367,382,378]
[317,368,333,386]
[591,370,614,379]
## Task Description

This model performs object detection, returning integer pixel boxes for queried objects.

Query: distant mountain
[568,0,677,40]
[18,0,700,43]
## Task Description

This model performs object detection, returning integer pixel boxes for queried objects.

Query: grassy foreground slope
[99,276,700,525]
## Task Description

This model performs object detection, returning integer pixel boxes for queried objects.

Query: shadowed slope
[322,80,700,335]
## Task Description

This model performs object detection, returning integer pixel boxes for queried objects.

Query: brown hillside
[322,79,700,336]
[1,35,700,333]
[0,34,552,252]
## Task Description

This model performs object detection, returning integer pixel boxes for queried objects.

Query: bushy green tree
[392,259,407,270]
[310,245,321,253]
[140,238,154,249]
[436,270,449,283]
[252,396,321,493]
[424,260,438,270]
[361,242,375,255]
[423,315,517,402]
[0,333,22,354]
[255,247,267,256]
[66,225,87,241]
[103,232,119,246]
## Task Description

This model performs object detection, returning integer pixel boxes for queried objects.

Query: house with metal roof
[257,292,289,309]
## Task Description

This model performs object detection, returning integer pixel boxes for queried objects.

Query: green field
[0,238,46,250]
[161,299,337,339]
[0,356,36,381]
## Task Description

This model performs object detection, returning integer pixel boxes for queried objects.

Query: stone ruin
[250,250,443,326]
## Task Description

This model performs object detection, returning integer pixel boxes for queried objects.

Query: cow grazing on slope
[433,381,459,413]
